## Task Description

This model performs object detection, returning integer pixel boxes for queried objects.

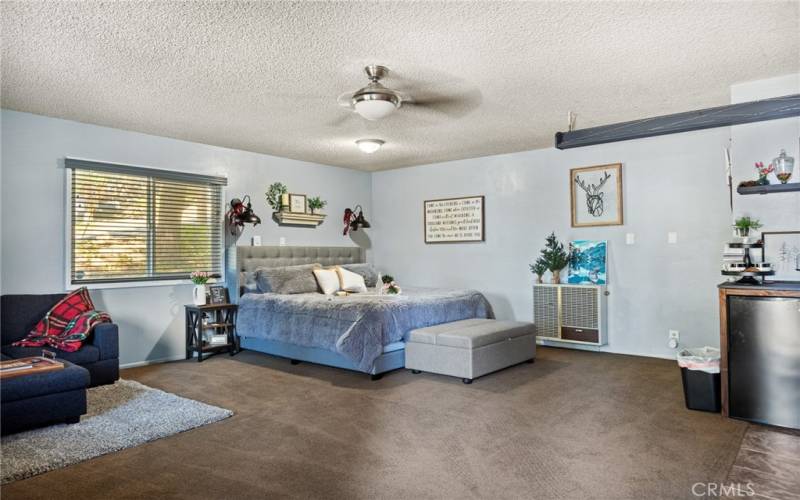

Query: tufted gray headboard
[226,246,365,302]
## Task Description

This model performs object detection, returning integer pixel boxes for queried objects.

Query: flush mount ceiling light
[356,139,384,154]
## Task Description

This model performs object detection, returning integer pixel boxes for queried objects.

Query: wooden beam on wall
[555,94,800,150]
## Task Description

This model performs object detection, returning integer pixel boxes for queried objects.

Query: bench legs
[290,359,301,365]
[370,373,383,381]
[462,378,473,385]
[526,358,535,364]
[411,369,421,374]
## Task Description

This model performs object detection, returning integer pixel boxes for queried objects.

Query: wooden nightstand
[185,304,238,362]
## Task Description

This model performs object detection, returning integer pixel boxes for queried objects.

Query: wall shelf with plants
[737,149,797,195]
[266,182,327,227]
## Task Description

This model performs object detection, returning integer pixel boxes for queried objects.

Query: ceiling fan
[335,65,482,123]
[337,65,409,121]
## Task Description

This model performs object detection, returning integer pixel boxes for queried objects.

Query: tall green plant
[540,232,570,272]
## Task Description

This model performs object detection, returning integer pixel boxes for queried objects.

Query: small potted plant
[308,196,327,215]
[529,258,548,284]
[266,182,287,212]
[754,162,774,185]
[540,232,570,284]
[733,216,762,239]
[190,271,210,305]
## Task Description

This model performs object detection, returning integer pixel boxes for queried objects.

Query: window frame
[64,160,227,290]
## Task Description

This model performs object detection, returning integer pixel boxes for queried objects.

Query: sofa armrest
[92,323,119,361]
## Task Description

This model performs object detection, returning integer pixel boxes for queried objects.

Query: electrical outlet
[668,330,680,348]
[668,232,678,244]
[251,235,262,246]
[279,237,286,246]
[626,233,635,245]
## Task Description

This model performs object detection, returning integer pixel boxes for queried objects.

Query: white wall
[1,110,371,366]
[371,75,799,359]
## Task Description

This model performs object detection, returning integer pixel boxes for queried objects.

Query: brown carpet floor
[1,347,748,499]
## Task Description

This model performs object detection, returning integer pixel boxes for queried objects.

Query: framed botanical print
[570,163,623,227]
[424,196,485,243]
[762,231,800,282]
[288,194,307,213]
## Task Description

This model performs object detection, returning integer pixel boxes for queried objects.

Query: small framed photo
[762,231,800,282]
[288,194,307,213]
[570,163,623,227]
[208,285,229,305]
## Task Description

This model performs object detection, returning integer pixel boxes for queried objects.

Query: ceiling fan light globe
[354,99,397,120]
[356,139,384,154]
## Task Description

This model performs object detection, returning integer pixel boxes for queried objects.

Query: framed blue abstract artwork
[568,240,607,284]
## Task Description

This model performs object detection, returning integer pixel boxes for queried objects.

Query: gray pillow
[341,263,379,288]
[241,271,259,295]
[255,263,321,294]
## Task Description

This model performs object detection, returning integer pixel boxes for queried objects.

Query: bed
[227,246,494,378]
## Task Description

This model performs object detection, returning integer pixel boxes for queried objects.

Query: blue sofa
[1,293,119,387]
[1,359,89,435]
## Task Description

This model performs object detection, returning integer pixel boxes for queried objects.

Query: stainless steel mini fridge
[728,295,800,430]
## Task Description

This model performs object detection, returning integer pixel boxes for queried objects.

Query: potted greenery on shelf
[266,182,287,212]
[529,258,548,284]
[733,216,762,239]
[308,196,327,214]
[539,232,570,284]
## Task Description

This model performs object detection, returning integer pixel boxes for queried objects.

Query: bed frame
[225,245,405,379]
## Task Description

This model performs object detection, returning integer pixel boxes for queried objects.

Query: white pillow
[335,266,367,293]
[313,268,340,295]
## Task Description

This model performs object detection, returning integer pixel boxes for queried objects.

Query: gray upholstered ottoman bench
[405,319,536,384]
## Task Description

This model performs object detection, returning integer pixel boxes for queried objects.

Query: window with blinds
[67,159,226,285]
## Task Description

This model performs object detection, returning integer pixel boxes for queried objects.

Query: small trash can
[677,347,721,412]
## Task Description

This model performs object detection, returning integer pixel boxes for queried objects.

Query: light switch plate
[625,233,635,245]
[279,237,287,246]
[668,232,678,244]
[251,235,262,246]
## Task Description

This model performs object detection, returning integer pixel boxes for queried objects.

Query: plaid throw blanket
[12,287,112,352]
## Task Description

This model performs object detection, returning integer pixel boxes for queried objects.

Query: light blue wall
[0,110,371,366]
[370,75,799,359]
[2,75,797,365]
[371,128,734,358]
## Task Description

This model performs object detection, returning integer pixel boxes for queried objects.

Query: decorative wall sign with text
[424,196,485,244]
[570,163,623,227]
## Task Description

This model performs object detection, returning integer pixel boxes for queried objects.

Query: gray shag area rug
[1,379,233,484]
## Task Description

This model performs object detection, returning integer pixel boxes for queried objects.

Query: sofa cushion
[409,319,535,349]
[1,294,66,345]
[0,360,89,403]
[1,344,101,365]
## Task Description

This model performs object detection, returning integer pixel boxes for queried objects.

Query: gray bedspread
[237,287,494,371]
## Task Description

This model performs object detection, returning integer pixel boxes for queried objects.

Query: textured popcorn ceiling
[2,1,798,171]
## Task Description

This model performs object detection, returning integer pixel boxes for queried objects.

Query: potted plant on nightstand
[308,196,327,215]
[190,271,210,306]
[733,216,762,240]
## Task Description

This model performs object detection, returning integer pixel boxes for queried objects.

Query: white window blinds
[67,159,226,285]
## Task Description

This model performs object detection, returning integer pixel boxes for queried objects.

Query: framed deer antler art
[569,163,623,227]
